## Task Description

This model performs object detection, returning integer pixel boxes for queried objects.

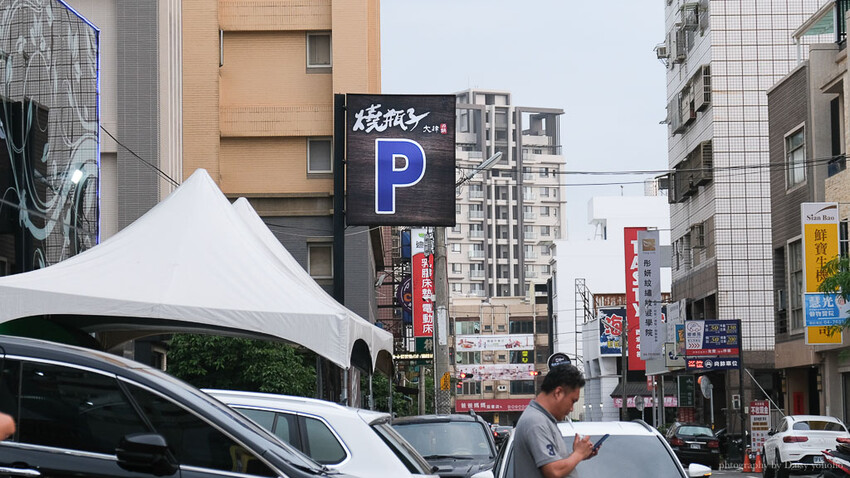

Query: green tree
[818,256,850,331]
[167,334,316,397]
[365,368,434,417]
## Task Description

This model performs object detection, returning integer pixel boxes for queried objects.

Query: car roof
[557,420,660,436]
[787,415,844,423]
[204,389,390,424]
[392,414,487,425]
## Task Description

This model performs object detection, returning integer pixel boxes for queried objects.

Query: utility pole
[433,226,451,414]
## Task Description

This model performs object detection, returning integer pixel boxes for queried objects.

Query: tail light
[708,440,719,448]
[783,436,809,443]
[837,437,850,444]
[671,437,685,446]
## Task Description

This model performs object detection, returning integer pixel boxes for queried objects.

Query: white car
[763,414,850,478]
[205,389,438,478]
[492,420,712,478]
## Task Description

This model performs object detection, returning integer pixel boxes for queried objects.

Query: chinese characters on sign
[684,320,741,371]
[346,94,456,226]
[801,203,843,345]
[455,399,530,412]
[456,334,534,351]
[599,307,626,356]
[638,230,663,359]
[624,227,647,370]
[750,400,771,450]
[411,228,434,338]
[455,364,535,381]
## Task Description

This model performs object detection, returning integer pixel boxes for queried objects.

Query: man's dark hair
[539,365,585,393]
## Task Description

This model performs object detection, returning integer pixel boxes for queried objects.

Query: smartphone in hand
[591,434,610,453]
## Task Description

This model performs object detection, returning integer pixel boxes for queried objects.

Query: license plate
[690,444,701,449]
[814,456,824,464]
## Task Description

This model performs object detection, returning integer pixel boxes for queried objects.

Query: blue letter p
[375,139,426,214]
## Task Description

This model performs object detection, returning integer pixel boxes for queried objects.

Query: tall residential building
[450,89,565,299]
[662,0,831,414]
[181,1,384,323]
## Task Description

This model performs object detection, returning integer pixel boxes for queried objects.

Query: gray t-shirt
[512,400,570,478]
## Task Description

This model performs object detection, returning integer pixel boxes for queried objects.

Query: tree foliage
[167,334,316,397]
[368,371,434,417]
[817,256,850,331]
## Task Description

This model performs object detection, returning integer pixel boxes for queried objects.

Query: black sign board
[677,375,695,408]
[547,352,571,369]
[345,94,456,226]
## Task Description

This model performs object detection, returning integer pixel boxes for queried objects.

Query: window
[451,283,463,293]
[509,319,533,334]
[540,187,549,197]
[308,243,333,278]
[456,351,481,364]
[304,416,347,464]
[540,226,550,236]
[538,167,549,177]
[789,240,803,331]
[459,381,481,395]
[509,350,533,364]
[307,32,332,68]
[470,283,484,296]
[451,243,462,253]
[451,263,463,273]
[510,380,536,395]
[308,138,332,173]
[785,128,806,189]
[541,244,551,256]
[540,206,550,217]
[456,321,481,335]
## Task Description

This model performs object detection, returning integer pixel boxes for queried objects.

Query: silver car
[492,420,712,478]
[205,389,438,478]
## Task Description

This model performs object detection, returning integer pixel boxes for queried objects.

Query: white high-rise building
[450,89,565,299]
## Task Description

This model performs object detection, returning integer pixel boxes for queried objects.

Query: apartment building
[662,0,830,422]
[450,89,565,299]
[181,1,383,322]
[767,1,850,421]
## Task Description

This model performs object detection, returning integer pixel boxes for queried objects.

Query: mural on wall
[0,0,98,271]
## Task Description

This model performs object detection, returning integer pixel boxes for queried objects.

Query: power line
[100,126,181,187]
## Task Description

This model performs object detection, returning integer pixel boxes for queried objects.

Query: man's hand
[572,434,594,460]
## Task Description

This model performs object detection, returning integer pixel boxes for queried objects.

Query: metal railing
[828,154,846,177]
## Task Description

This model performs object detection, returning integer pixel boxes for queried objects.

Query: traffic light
[459,372,467,379]
[530,370,540,377]
[465,372,474,379]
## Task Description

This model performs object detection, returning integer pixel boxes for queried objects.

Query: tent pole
[341,368,349,405]
[368,372,374,410]
[316,356,323,399]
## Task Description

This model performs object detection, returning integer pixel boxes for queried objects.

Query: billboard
[685,319,741,357]
[456,334,534,351]
[411,228,434,338]
[801,202,843,344]
[624,227,646,370]
[638,230,663,358]
[599,307,626,356]
[345,94,456,226]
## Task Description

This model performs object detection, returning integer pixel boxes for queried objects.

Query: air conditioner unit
[691,140,713,186]
[776,289,787,311]
[497,385,508,392]
[693,65,711,111]
[655,43,669,60]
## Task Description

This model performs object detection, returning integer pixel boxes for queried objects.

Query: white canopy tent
[0,169,393,372]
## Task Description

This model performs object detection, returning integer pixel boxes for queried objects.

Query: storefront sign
[685,320,740,357]
[638,230,663,359]
[411,229,434,338]
[613,396,678,408]
[455,334,534,351]
[750,400,771,450]
[456,399,530,412]
[455,364,535,380]
[801,202,843,344]
[599,307,626,356]
[684,357,740,371]
[624,227,646,370]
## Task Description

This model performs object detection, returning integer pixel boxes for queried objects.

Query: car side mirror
[687,463,711,477]
[117,433,179,476]
[767,429,775,436]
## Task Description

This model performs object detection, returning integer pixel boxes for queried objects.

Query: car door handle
[0,467,41,477]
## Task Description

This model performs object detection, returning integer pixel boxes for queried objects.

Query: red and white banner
[624,227,646,370]
[411,228,434,337]
[456,399,530,413]
[750,400,771,450]
[456,334,534,351]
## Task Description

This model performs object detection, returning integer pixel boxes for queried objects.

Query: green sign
[415,337,434,353]
[678,376,695,408]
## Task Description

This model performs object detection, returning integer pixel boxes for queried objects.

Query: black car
[665,422,721,469]
[0,335,353,478]
[491,425,512,448]
[393,413,497,478]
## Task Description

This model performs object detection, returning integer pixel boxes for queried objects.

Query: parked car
[0,335,355,478]
[393,413,498,478]
[665,422,721,469]
[491,425,513,447]
[205,389,437,477]
[763,414,850,478]
[492,419,712,478]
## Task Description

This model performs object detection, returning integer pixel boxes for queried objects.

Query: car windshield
[371,422,435,474]
[792,420,847,432]
[560,434,683,478]
[394,421,494,459]
[678,426,714,437]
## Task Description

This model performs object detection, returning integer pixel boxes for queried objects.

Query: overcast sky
[381,1,668,240]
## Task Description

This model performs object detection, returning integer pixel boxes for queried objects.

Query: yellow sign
[806,326,843,345]
[802,203,839,293]
[440,372,451,391]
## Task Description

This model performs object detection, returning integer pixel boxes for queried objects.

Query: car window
[238,407,276,430]
[13,360,148,454]
[794,420,846,432]
[371,421,434,474]
[778,420,788,433]
[302,416,347,465]
[394,421,495,459]
[124,383,276,476]
[560,434,684,478]
[274,412,299,446]
[677,426,714,437]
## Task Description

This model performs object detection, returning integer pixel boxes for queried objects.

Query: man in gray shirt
[512,365,595,478]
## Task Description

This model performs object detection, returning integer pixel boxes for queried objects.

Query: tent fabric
[0,169,393,370]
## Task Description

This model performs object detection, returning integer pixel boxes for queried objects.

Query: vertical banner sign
[750,400,771,451]
[801,203,843,345]
[624,227,646,370]
[599,307,626,356]
[638,230,663,359]
[411,228,434,338]
[346,94,456,226]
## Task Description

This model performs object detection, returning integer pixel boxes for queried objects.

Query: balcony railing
[828,154,846,177]
[840,0,850,45]
[469,190,484,199]
[468,250,485,259]
[469,270,485,279]
[469,230,485,238]
[469,211,485,219]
